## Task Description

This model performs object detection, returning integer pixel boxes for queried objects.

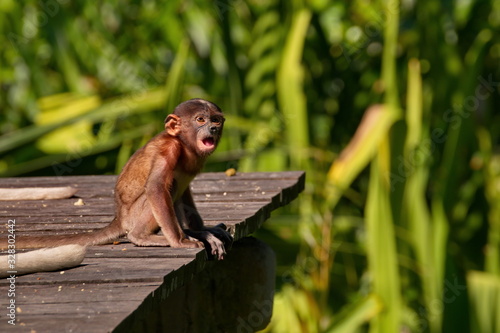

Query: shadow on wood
[115,237,275,333]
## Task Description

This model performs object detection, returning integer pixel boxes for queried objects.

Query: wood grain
[0,171,304,332]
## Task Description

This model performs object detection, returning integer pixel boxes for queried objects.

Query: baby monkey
[5,98,232,261]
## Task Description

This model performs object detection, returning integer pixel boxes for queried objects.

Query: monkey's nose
[210,126,218,134]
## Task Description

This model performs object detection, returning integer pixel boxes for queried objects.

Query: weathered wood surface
[0,171,304,332]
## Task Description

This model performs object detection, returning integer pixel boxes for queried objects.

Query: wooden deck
[0,171,305,332]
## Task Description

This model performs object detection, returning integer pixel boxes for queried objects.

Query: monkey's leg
[176,190,230,259]
[127,218,171,246]
[127,199,203,248]
[124,199,171,246]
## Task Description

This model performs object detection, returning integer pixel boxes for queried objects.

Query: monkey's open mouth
[201,137,215,148]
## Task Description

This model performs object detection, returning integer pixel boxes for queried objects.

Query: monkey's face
[192,111,225,156]
[165,99,225,157]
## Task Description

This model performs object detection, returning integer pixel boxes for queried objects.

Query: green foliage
[468,271,500,333]
[1,1,500,332]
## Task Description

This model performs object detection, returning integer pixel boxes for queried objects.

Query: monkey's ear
[165,114,182,136]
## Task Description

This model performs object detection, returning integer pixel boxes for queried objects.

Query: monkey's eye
[211,116,223,125]
[196,116,205,123]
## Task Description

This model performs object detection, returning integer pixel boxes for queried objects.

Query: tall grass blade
[468,271,500,333]
[381,0,400,109]
[403,59,442,333]
[477,128,500,275]
[326,105,398,206]
[324,105,399,314]
[277,8,311,170]
[164,38,190,112]
[366,140,402,333]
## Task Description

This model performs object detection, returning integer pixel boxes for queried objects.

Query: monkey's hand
[206,223,233,254]
[184,223,233,260]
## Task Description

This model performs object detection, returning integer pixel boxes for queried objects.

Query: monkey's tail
[0,244,87,278]
[0,218,124,250]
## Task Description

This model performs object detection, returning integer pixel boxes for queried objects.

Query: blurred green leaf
[468,271,500,333]
[366,142,402,333]
[326,105,399,204]
[328,294,382,333]
[277,8,311,171]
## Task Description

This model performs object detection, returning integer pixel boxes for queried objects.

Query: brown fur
[0,99,232,261]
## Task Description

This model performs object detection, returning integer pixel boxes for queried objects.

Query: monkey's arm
[145,157,202,248]
[179,188,233,260]
[178,187,204,230]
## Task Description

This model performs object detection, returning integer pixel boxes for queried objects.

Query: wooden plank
[0,171,305,332]
[0,171,304,191]
[0,215,113,224]
[1,223,110,233]
[2,258,177,285]
[14,282,161,304]
[1,313,129,332]
[1,221,243,237]
[84,244,205,259]
[1,244,206,286]
[0,175,118,186]
[0,282,153,331]
[194,171,305,180]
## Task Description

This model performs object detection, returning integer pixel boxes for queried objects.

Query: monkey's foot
[128,234,171,247]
